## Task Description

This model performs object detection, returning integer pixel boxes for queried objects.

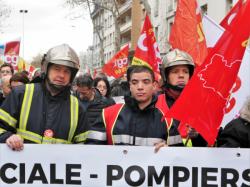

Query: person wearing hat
[0,44,88,151]
[156,48,207,147]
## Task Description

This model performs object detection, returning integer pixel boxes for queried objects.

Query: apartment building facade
[90,0,235,71]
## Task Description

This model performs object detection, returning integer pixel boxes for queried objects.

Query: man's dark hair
[110,78,130,97]
[21,70,29,76]
[0,63,14,74]
[128,65,155,82]
[10,72,30,85]
[76,74,93,88]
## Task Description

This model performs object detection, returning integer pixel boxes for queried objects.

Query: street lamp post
[19,9,28,59]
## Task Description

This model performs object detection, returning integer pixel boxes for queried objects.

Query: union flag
[132,14,162,73]
[102,44,129,78]
[169,0,208,66]
[167,0,250,145]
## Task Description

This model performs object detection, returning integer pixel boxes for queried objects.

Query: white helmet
[44,44,80,82]
[160,49,195,83]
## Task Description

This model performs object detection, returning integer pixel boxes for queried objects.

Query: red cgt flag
[132,14,162,73]
[167,0,250,146]
[169,0,207,66]
[102,44,129,78]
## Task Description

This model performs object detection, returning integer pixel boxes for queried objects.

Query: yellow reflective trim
[0,127,7,134]
[17,129,71,144]
[17,129,42,144]
[156,107,172,144]
[0,108,17,128]
[68,95,79,142]
[183,138,193,147]
[74,131,89,143]
[165,119,173,145]
[42,137,70,144]
[20,84,34,130]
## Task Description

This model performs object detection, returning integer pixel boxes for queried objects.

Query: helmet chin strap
[164,83,184,92]
[45,78,69,95]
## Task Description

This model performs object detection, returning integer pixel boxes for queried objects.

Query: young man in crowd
[86,65,169,151]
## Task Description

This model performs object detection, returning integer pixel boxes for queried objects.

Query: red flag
[167,0,250,146]
[132,14,162,73]
[0,38,21,68]
[169,0,207,66]
[28,65,35,74]
[4,40,20,56]
[220,0,243,29]
[102,44,129,78]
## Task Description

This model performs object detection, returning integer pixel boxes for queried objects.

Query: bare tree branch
[65,0,122,67]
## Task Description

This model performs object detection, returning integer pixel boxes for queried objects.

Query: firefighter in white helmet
[0,44,88,150]
[156,48,207,147]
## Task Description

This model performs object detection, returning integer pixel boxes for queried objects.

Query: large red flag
[167,0,250,146]
[102,44,129,78]
[169,0,207,66]
[132,14,162,73]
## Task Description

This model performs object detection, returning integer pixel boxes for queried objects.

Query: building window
[226,0,233,13]
[200,4,208,15]
[168,21,173,40]
[110,15,113,27]
[155,26,158,41]
[168,0,174,12]
[154,0,159,16]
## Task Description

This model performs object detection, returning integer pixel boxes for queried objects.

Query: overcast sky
[0,0,93,62]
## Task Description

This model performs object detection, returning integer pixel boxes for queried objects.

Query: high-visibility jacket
[0,83,88,144]
[86,95,169,146]
[156,94,187,146]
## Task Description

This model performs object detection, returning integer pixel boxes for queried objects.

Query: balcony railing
[120,19,132,34]
[118,0,132,15]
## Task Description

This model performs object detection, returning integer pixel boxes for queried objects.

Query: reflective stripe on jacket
[86,95,169,146]
[0,83,87,144]
[156,94,184,146]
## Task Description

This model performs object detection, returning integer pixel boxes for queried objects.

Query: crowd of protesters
[0,43,249,151]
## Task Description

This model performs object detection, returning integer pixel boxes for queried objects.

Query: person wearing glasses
[0,63,14,78]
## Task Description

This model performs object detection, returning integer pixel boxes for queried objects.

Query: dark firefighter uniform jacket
[0,82,88,144]
[86,95,169,146]
[156,94,207,147]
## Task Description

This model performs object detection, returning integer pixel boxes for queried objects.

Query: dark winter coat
[86,95,169,146]
[218,97,250,148]
[79,89,115,127]
[0,82,88,144]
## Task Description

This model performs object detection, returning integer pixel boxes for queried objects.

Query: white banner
[0,144,250,187]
